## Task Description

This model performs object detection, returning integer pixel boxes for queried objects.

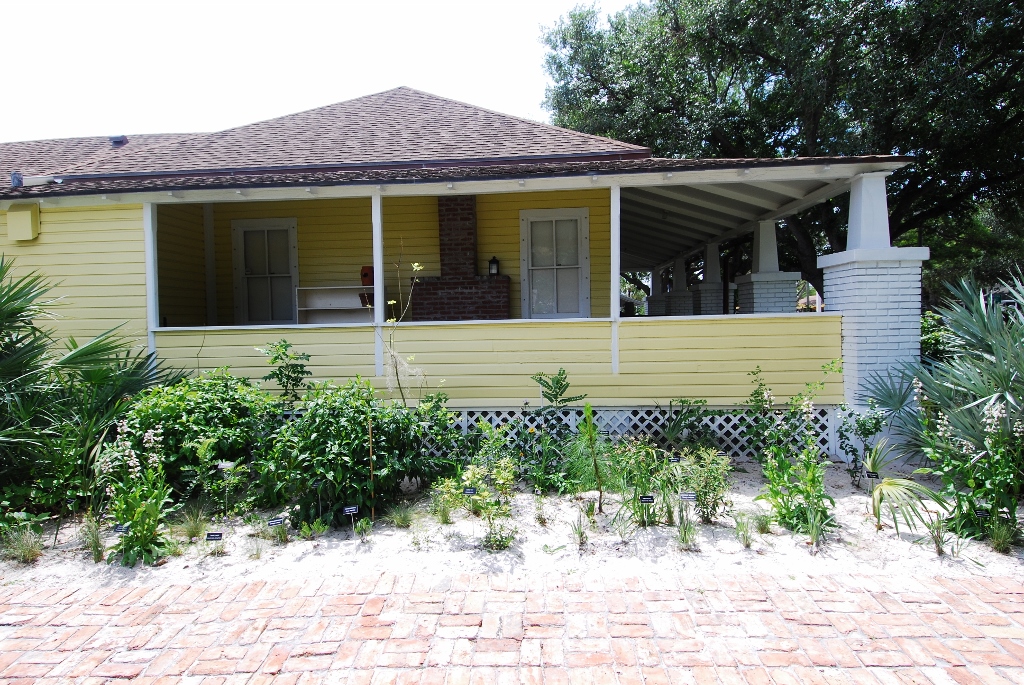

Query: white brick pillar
[818,172,929,406]
[691,243,734,315]
[735,221,801,313]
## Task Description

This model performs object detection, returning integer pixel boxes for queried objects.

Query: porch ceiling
[620,177,848,270]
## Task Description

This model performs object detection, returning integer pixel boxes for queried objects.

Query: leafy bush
[118,370,279,497]
[564,404,612,509]
[662,398,718,449]
[865,274,1024,536]
[256,380,460,526]
[678,446,730,523]
[258,339,312,403]
[609,438,673,532]
[96,425,173,566]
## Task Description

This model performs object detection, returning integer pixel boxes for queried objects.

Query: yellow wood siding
[476,189,611,318]
[157,204,206,326]
[383,196,440,301]
[154,315,843,405]
[0,204,147,342]
[154,327,376,380]
[210,198,374,324]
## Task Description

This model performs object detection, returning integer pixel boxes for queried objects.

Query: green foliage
[531,368,586,408]
[866,274,1024,537]
[920,311,950,361]
[837,401,886,485]
[1,256,179,513]
[733,513,753,549]
[542,2,1024,291]
[863,439,946,534]
[519,430,569,494]
[752,368,837,536]
[258,339,312,403]
[678,446,730,524]
[564,404,611,510]
[989,518,1017,554]
[104,467,173,567]
[178,503,208,543]
[383,501,415,529]
[80,513,105,563]
[662,398,717,449]
[120,370,278,497]
[742,368,776,463]
[1,525,44,563]
[255,381,460,526]
[753,511,773,535]
[354,517,373,542]
[569,510,588,549]
[609,438,674,532]
[430,478,462,524]
[299,519,330,540]
[676,504,699,551]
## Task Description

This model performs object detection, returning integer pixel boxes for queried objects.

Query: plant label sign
[267,517,285,527]
[206,532,223,541]
[866,471,880,479]
[342,506,359,515]
[976,510,991,518]
[639,495,655,504]
[680,492,697,502]
[113,523,130,533]
[311,479,323,488]
[463,487,477,496]
[668,456,681,463]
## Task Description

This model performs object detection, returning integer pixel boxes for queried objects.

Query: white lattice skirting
[452,406,842,461]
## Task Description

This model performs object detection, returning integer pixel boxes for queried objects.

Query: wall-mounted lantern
[488,256,499,276]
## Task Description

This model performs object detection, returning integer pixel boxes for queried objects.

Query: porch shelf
[153,313,844,407]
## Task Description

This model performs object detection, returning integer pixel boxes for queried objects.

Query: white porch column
[142,203,159,355]
[371,191,384,377]
[818,173,929,405]
[735,220,801,313]
[610,184,621,373]
[691,242,732,315]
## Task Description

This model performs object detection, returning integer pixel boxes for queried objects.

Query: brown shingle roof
[0,133,192,179]
[0,155,911,200]
[54,87,649,177]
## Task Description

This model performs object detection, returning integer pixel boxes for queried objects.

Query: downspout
[142,203,159,356]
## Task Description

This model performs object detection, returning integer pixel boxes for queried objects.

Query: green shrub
[383,501,415,528]
[989,518,1016,554]
[679,446,730,523]
[117,370,279,497]
[564,404,612,509]
[865,274,1024,536]
[257,339,312,403]
[354,517,373,542]
[80,513,105,562]
[255,380,460,526]
[2,526,44,563]
[609,438,671,532]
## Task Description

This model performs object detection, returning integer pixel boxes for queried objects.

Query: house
[0,88,928,450]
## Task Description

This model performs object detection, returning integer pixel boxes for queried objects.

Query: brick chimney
[411,196,511,321]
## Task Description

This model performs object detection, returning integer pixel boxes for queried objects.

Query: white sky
[0,0,635,144]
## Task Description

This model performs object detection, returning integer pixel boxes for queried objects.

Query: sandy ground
[3,457,1022,591]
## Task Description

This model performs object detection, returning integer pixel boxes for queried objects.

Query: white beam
[142,203,159,355]
[203,203,218,325]
[371,191,384,376]
[610,185,621,374]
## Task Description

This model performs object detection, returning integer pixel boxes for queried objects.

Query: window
[520,208,590,318]
[231,219,299,324]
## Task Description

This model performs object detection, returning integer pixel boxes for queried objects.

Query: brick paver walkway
[1,572,1023,684]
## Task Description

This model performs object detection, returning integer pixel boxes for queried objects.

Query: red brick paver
[0,573,1022,683]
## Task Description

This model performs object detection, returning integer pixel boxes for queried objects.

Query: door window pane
[247,278,271,321]
[555,219,579,266]
[270,276,293,320]
[531,269,556,315]
[556,268,580,313]
[244,231,267,275]
[530,221,554,267]
[266,230,290,275]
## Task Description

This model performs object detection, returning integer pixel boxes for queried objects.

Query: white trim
[817,246,930,269]
[142,203,159,354]
[203,203,217,325]
[519,207,591,319]
[610,185,621,374]
[371,191,384,376]
[230,218,299,325]
[151,310,837,333]
[4,162,908,210]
